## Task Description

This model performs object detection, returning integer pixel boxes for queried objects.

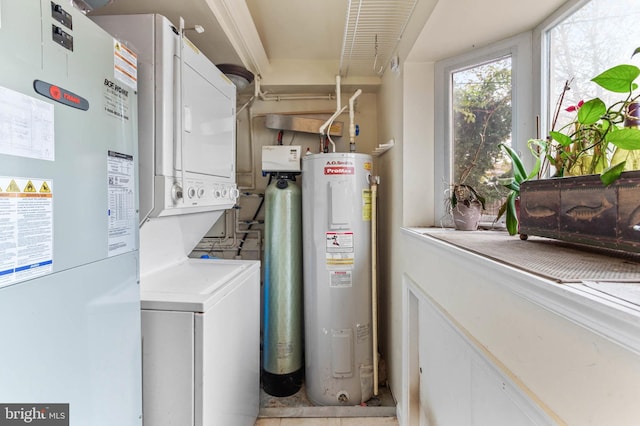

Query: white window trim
[533,0,592,144]
[434,32,533,225]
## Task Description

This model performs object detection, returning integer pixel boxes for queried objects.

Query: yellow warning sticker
[362,189,372,221]
[39,181,51,193]
[364,161,372,171]
[23,180,36,192]
[0,176,53,288]
[6,179,20,192]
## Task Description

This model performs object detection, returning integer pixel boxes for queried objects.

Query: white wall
[397,230,640,425]
[375,58,437,419]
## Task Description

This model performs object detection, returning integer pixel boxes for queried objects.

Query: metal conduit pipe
[254,76,334,102]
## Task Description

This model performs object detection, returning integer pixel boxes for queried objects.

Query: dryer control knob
[197,188,205,198]
[171,183,183,203]
[187,187,196,199]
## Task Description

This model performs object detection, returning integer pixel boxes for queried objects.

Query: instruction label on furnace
[0,86,54,161]
[326,231,354,267]
[107,151,136,256]
[0,176,53,288]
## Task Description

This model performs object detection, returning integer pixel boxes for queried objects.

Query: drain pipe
[349,89,362,152]
[319,75,347,152]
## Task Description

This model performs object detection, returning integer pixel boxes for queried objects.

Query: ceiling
[89,0,569,91]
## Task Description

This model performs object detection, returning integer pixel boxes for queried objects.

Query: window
[434,33,533,226]
[452,57,512,218]
[543,0,640,146]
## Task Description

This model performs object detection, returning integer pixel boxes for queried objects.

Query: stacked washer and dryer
[91,14,260,426]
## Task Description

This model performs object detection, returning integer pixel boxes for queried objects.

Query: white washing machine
[141,258,260,426]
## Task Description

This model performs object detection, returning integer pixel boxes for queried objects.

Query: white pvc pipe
[319,105,347,136]
[349,89,362,151]
[336,75,341,111]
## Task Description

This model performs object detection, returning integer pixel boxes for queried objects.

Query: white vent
[339,0,418,78]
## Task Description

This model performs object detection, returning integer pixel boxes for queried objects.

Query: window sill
[401,227,640,355]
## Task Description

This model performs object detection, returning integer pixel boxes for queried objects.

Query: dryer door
[181,45,235,181]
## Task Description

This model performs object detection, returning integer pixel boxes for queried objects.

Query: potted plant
[514,48,640,251]
[446,134,487,231]
[533,47,640,183]
[448,183,486,231]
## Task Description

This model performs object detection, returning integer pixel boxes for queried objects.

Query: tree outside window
[452,57,513,219]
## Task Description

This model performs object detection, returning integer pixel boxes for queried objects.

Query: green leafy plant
[544,47,640,185]
[496,141,545,235]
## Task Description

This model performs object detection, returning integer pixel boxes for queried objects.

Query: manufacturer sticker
[324,159,355,175]
[103,78,131,121]
[33,80,89,110]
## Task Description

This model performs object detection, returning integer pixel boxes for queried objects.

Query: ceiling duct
[217,64,255,90]
[339,0,418,78]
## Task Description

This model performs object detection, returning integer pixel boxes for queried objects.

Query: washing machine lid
[140,258,258,312]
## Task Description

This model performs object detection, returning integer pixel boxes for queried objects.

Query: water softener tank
[262,176,303,396]
[302,153,373,405]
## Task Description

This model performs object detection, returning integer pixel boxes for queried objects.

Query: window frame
[434,32,533,226]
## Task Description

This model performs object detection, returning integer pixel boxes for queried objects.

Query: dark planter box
[519,171,640,252]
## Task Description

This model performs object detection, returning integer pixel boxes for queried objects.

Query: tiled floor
[255,417,399,425]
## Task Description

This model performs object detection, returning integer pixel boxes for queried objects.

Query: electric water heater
[301,152,373,406]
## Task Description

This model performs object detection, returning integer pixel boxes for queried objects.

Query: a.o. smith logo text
[0,404,68,425]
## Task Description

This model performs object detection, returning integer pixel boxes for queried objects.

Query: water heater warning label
[326,231,354,267]
[362,189,371,221]
[330,270,352,287]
